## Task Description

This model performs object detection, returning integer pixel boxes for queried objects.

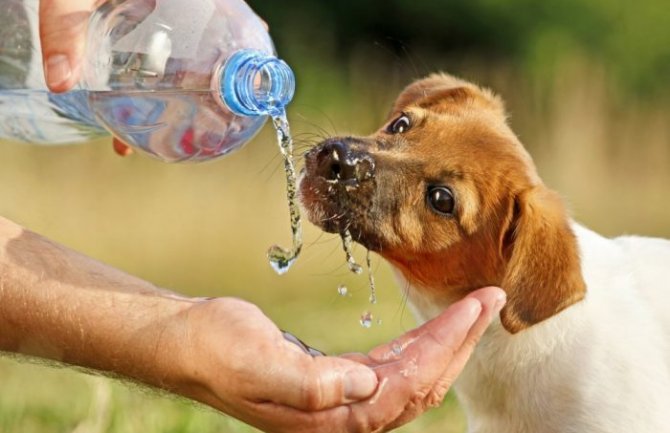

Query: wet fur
[299,73,670,432]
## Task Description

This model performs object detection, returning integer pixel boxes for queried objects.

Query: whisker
[320,210,347,223]
[292,107,339,137]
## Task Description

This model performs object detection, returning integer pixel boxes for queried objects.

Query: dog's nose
[315,140,374,183]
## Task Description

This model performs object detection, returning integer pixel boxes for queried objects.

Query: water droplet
[341,229,362,274]
[337,284,348,296]
[392,342,402,355]
[366,250,377,304]
[267,112,303,275]
[268,245,297,275]
[359,311,373,328]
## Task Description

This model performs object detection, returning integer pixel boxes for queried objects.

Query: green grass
[0,355,465,433]
[0,52,668,432]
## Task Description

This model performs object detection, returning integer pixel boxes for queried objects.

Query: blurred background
[1,0,668,432]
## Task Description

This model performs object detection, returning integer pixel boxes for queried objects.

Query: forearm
[0,216,192,391]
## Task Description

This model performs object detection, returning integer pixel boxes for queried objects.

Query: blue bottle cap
[220,49,295,117]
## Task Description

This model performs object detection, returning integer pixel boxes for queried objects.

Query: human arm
[0,215,504,432]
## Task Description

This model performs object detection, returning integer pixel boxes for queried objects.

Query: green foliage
[249,0,670,97]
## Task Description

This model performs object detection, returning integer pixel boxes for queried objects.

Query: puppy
[298,73,670,433]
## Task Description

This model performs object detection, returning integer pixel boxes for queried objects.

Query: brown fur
[300,73,586,333]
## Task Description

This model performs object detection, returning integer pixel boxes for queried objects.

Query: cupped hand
[177,287,505,433]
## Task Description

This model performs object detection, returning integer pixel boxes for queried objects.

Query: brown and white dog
[298,74,670,433]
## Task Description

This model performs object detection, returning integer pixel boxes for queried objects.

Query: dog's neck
[384,229,507,307]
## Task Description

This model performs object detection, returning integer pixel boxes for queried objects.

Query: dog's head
[299,73,586,333]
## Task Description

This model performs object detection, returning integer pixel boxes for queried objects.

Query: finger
[338,352,373,365]
[39,0,96,92]
[261,349,378,411]
[112,137,133,156]
[433,287,506,396]
[347,297,483,432]
[368,292,483,363]
[368,287,505,363]
[386,288,506,429]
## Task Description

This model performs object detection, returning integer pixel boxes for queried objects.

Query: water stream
[267,111,303,274]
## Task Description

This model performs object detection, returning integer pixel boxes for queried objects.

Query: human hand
[39,0,266,92]
[38,0,131,155]
[37,0,268,157]
[340,286,505,432]
[176,287,505,432]
[39,0,95,93]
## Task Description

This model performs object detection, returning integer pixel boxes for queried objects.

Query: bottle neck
[218,50,295,117]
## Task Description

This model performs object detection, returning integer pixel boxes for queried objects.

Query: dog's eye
[427,186,455,216]
[387,114,411,134]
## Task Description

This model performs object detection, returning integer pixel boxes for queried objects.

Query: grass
[0,53,668,432]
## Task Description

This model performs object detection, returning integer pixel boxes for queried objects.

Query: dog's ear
[392,73,506,117]
[420,87,507,121]
[499,186,586,334]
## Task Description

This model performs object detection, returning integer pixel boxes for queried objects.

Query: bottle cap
[220,49,295,117]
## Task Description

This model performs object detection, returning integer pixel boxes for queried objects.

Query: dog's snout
[319,141,353,181]
[314,140,375,183]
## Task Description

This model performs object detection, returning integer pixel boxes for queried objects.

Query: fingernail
[344,367,378,400]
[45,54,72,89]
[494,291,507,313]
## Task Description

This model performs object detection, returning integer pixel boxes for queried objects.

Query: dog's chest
[454,318,594,433]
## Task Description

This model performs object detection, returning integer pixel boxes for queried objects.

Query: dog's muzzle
[310,139,375,185]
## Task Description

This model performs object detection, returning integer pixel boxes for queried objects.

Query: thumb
[39,0,97,92]
[265,350,378,411]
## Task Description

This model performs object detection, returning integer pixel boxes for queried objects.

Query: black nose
[315,140,374,183]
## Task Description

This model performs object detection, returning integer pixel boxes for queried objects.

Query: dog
[298,73,670,433]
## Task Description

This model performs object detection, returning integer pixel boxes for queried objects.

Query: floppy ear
[391,73,506,116]
[416,85,506,117]
[499,186,586,334]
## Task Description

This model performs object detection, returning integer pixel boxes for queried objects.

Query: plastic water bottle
[0,0,295,162]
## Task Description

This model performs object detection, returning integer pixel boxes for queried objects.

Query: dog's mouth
[299,138,384,251]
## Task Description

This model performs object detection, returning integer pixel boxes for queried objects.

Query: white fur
[397,222,670,433]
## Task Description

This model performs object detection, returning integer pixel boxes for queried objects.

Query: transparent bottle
[0,0,295,162]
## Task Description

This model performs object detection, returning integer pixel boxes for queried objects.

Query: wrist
[167,297,262,411]
[99,291,196,392]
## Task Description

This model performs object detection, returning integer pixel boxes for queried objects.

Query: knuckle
[408,392,426,410]
[347,409,377,433]
[461,334,482,355]
[425,387,447,408]
[350,421,372,433]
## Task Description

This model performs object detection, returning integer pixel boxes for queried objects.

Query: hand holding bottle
[38,0,95,92]
[37,0,130,154]
[39,0,266,91]
[4,0,290,160]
